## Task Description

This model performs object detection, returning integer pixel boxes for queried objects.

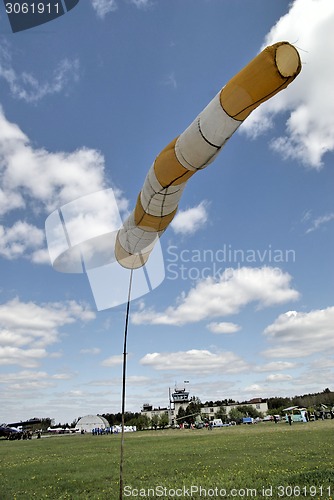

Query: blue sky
[0,0,333,425]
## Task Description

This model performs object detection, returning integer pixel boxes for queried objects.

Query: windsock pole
[119,268,133,500]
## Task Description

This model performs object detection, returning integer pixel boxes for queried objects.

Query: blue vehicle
[0,425,22,440]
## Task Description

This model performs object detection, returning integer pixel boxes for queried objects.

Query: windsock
[115,41,301,269]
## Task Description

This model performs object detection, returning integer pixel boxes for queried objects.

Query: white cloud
[91,0,117,18]
[305,212,334,233]
[0,108,128,263]
[0,298,95,367]
[266,373,293,382]
[255,361,298,372]
[0,370,48,384]
[171,201,208,235]
[129,0,152,8]
[263,306,334,358]
[310,356,334,369]
[0,369,74,391]
[0,108,106,215]
[241,0,334,169]
[0,347,47,368]
[91,0,151,17]
[30,248,52,265]
[80,347,101,355]
[132,267,299,325]
[244,384,264,394]
[0,221,44,259]
[162,72,177,89]
[0,45,80,102]
[127,375,151,385]
[101,354,123,367]
[52,373,75,380]
[0,187,24,213]
[140,349,249,374]
[207,322,240,334]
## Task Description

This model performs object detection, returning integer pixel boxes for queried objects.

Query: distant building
[201,398,268,421]
[141,404,169,423]
[75,414,110,433]
[141,388,268,427]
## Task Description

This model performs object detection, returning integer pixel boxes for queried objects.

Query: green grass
[0,421,333,499]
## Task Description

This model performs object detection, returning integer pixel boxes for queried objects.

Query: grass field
[0,420,333,499]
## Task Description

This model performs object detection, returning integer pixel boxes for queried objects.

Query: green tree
[228,408,244,422]
[236,405,262,419]
[126,415,150,430]
[151,414,159,430]
[184,396,202,424]
[215,406,228,423]
[268,397,291,410]
[159,413,169,429]
[176,406,186,425]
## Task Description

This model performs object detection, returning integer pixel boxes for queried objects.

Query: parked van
[283,406,308,423]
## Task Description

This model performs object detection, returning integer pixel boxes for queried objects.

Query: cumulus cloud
[132,267,299,326]
[0,370,73,390]
[243,384,264,394]
[0,108,106,214]
[255,361,298,372]
[171,201,209,235]
[241,0,334,169]
[127,375,151,385]
[0,370,47,384]
[266,373,293,382]
[207,322,241,334]
[0,108,128,262]
[0,45,79,103]
[140,349,249,374]
[263,306,334,358]
[91,0,117,18]
[0,298,95,367]
[80,347,101,355]
[0,347,47,368]
[101,354,123,367]
[0,221,44,260]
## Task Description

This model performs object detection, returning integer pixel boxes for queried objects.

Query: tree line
[266,388,334,415]
[46,388,333,430]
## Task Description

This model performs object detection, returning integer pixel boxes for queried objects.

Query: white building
[75,414,110,433]
[141,404,169,423]
[141,390,268,427]
[201,398,268,421]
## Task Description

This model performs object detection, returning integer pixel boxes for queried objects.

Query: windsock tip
[275,42,301,78]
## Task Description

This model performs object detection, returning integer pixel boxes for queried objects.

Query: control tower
[170,384,189,409]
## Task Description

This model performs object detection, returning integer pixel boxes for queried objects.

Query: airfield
[1,419,333,499]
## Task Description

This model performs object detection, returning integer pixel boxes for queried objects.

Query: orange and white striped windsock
[115,42,301,269]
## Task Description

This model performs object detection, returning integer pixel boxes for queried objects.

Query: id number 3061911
[5,2,61,14]
[276,485,332,497]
